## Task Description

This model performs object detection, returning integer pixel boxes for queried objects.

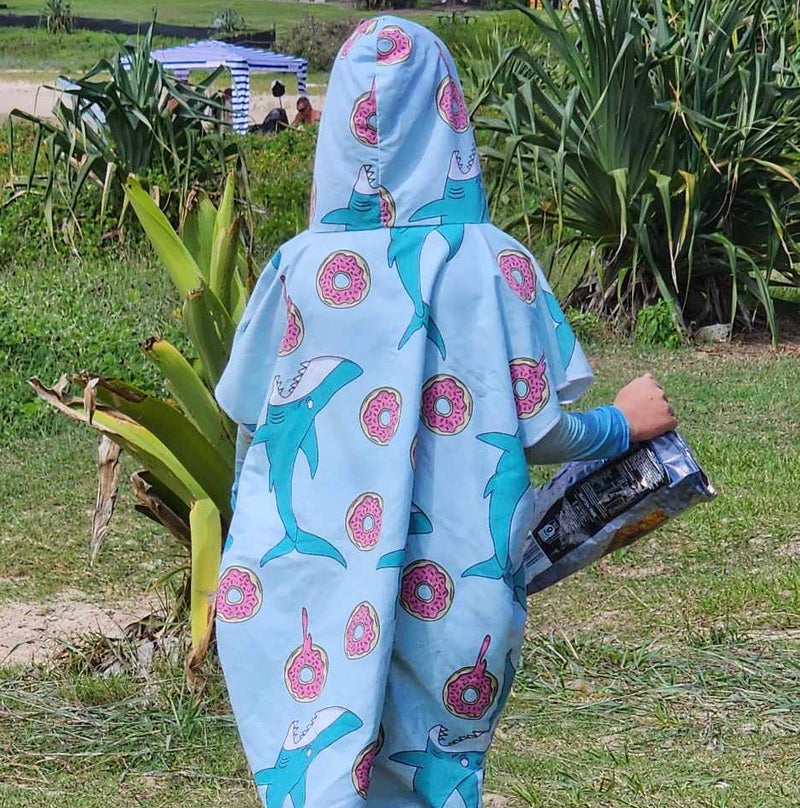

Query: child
[214,17,675,808]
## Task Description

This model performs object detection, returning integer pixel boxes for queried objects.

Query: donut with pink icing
[498,249,536,303]
[216,566,262,623]
[420,375,473,436]
[340,18,378,59]
[346,492,383,550]
[350,79,378,147]
[316,250,371,308]
[278,276,303,356]
[379,187,396,227]
[509,356,550,419]
[351,726,384,799]
[400,560,454,621]
[360,387,402,445]
[436,76,469,133]
[284,608,328,702]
[377,25,413,65]
[443,634,498,720]
[344,601,380,659]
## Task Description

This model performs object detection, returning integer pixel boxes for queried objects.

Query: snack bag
[524,431,716,594]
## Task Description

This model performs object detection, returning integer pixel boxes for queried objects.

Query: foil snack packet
[524,431,716,595]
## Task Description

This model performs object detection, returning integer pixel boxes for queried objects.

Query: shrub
[211,7,247,33]
[473,0,800,342]
[635,301,683,349]
[41,0,72,35]
[279,14,357,72]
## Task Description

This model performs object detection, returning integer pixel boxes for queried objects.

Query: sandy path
[0,77,325,125]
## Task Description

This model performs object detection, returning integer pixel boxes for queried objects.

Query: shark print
[461,432,529,609]
[543,288,577,367]
[254,707,363,808]
[320,165,395,230]
[253,356,363,567]
[390,725,490,808]
[376,503,433,569]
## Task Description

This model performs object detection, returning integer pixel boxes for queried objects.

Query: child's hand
[613,373,678,442]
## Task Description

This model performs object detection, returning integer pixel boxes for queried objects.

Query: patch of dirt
[0,77,325,125]
[597,557,672,581]
[776,537,800,559]
[0,589,154,666]
[484,794,514,808]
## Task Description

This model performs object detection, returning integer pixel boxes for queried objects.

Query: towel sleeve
[214,251,285,428]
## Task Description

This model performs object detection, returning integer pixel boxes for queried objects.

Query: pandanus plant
[30,173,249,675]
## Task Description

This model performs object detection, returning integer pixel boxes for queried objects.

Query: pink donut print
[316,250,371,308]
[346,492,383,551]
[509,356,550,419]
[351,726,385,799]
[340,18,378,59]
[436,76,469,133]
[216,566,262,623]
[278,276,304,356]
[377,25,413,65]
[443,634,499,720]
[420,375,473,436]
[498,249,536,303]
[360,387,402,445]
[400,559,454,621]
[344,601,380,660]
[379,187,396,227]
[350,79,378,147]
[284,608,328,702]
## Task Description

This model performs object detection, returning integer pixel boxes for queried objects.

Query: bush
[473,0,800,342]
[635,301,683,349]
[41,0,72,34]
[279,14,357,72]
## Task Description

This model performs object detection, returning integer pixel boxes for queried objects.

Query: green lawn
[2,343,799,807]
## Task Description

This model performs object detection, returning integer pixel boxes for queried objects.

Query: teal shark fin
[295,529,347,567]
[253,767,276,787]
[409,199,446,222]
[409,509,433,535]
[456,776,481,808]
[462,556,504,580]
[320,207,355,225]
[289,778,306,808]
[300,422,319,478]
[437,223,465,259]
[477,432,520,452]
[260,534,296,567]
[398,303,446,360]
[377,549,405,569]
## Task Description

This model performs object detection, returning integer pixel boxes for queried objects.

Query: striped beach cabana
[150,40,308,134]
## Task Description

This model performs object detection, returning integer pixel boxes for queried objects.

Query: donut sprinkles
[443,634,498,720]
[377,25,413,65]
[340,18,378,59]
[350,79,378,147]
[216,566,262,623]
[360,387,402,445]
[278,276,304,356]
[344,601,381,660]
[351,726,385,799]
[317,251,371,308]
[346,492,384,551]
[379,187,396,227]
[497,249,536,303]
[400,559,454,621]
[420,375,473,436]
[284,608,328,702]
[435,75,470,133]
[509,356,550,419]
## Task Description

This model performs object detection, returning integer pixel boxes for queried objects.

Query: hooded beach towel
[214,16,594,808]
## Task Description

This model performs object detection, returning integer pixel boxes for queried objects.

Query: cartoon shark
[387,148,488,359]
[253,356,363,567]
[253,706,363,808]
[543,288,577,367]
[320,165,384,231]
[376,502,433,569]
[390,725,490,808]
[462,432,529,609]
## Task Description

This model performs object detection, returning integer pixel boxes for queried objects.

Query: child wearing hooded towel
[214,17,676,808]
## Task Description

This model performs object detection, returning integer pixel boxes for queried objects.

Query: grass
[2,343,800,806]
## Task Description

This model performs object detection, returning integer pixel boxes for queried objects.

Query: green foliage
[41,0,73,34]
[635,300,683,348]
[8,22,239,233]
[279,14,357,71]
[210,7,247,33]
[473,0,800,343]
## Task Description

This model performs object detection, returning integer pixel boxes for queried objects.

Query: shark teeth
[283,706,346,751]
[355,164,379,194]
[269,356,349,405]
[448,147,479,180]
[432,724,489,751]
[272,361,310,401]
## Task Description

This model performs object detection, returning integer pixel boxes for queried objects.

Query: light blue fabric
[529,406,630,465]
[214,17,599,808]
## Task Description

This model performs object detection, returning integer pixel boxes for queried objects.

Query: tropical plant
[211,7,247,33]
[472,0,800,341]
[41,0,73,34]
[30,173,250,675]
[8,22,238,237]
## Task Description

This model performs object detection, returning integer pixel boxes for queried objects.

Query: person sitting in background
[292,95,321,126]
